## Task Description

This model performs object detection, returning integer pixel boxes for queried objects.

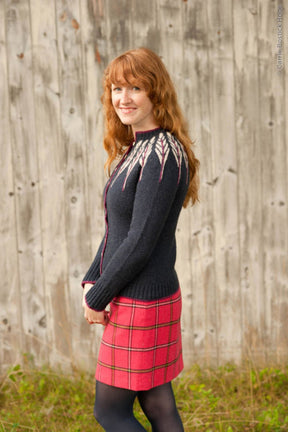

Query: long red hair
[101,47,199,206]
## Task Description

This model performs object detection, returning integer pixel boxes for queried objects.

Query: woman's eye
[133,86,140,91]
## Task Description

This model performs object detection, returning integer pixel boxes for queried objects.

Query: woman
[82,47,199,431]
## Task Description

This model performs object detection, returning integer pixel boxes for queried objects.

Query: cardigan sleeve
[85,147,185,311]
[81,236,105,287]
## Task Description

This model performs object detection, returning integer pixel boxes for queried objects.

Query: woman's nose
[121,88,132,104]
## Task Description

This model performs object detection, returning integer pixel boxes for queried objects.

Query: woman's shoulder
[135,129,186,159]
[133,130,188,184]
[138,129,188,166]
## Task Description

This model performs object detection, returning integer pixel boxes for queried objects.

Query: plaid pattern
[95,288,183,390]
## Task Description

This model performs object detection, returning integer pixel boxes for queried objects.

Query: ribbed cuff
[85,280,112,311]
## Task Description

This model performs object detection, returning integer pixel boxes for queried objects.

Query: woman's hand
[82,284,109,326]
[83,306,109,326]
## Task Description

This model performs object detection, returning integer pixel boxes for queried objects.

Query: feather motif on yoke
[110,132,188,190]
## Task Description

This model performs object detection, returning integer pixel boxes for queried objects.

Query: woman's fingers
[84,307,109,326]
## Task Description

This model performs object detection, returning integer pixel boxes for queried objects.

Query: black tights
[94,380,184,432]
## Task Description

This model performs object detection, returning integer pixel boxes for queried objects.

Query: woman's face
[111,83,158,135]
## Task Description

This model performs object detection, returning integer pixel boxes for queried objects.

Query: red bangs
[106,55,149,89]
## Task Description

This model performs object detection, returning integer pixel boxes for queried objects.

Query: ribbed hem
[120,279,179,301]
[85,277,179,311]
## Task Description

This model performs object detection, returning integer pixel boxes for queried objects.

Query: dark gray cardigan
[82,128,189,311]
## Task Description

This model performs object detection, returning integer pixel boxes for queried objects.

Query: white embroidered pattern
[110,132,188,190]
[155,135,170,181]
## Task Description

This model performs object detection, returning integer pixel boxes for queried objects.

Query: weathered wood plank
[55,0,93,369]
[129,0,159,51]
[5,0,47,366]
[233,0,265,363]
[155,0,193,366]
[104,0,132,58]
[182,0,218,365]
[158,0,184,80]
[285,3,288,365]
[206,0,242,363]
[80,0,107,255]
[30,0,70,367]
[258,0,288,363]
[0,0,23,371]
[75,0,108,370]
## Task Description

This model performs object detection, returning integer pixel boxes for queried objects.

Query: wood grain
[0,0,286,372]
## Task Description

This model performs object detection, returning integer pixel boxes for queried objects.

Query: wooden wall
[1,0,287,373]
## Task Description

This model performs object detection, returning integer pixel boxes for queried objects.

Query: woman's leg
[94,381,146,432]
[138,382,184,432]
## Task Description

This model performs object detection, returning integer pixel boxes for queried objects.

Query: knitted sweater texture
[82,128,189,311]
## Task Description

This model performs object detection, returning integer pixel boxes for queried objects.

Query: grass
[1,357,288,431]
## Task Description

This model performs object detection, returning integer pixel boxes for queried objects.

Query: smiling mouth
[119,107,136,114]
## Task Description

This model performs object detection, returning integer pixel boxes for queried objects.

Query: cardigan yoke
[82,128,189,311]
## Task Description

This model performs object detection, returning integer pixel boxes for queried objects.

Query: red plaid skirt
[95,288,183,391]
